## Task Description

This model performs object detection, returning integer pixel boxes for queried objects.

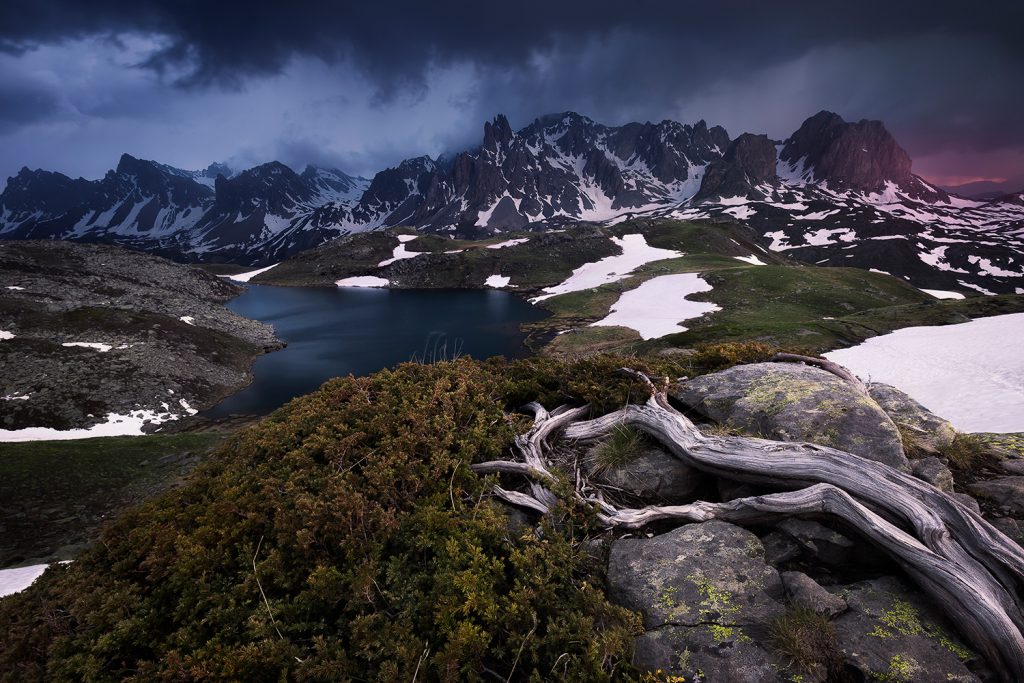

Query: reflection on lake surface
[204,285,547,417]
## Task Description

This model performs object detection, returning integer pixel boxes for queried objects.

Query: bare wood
[770,352,869,394]
[470,461,556,482]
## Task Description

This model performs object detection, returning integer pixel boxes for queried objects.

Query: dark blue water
[204,285,547,417]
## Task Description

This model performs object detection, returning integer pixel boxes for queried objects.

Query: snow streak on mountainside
[1,111,1022,293]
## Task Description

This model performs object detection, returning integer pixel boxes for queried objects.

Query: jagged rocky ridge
[1,111,1022,293]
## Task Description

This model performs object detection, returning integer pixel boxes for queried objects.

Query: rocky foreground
[0,241,281,434]
[2,353,1021,681]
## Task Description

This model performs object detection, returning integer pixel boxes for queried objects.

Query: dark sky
[1,0,1022,190]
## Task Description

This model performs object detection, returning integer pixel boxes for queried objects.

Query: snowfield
[226,263,279,282]
[530,234,683,302]
[335,276,390,288]
[824,313,1024,432]
[591,273,721,340]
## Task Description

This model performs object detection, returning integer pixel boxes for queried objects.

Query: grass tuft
[590,424,648,474]
[769,607,844,675]
[941,432,997,470]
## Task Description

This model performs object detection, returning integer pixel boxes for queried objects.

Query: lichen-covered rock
[780,571,847,618]
[869,382,957,456]
[584,444,707,503]
[829,576,980,682]
[671,362,908,469]
[911,456,954,492]
[607,520,787,680]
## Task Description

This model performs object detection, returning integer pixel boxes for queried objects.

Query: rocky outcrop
[0,241,281,433]
[671,362,909,470]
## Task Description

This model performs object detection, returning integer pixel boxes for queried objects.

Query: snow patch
[5,286,24,290]
[486,238,530,249]
[734,255,767,266]
[485,274,511,288]
[824,313,1024,432]
[0,330,13,340]
[336,276,390,288]
[530,234,684,303]
[179,316,195,325]
[378,235,425,267]
[62,342,113,353]
[0,562,70,598]
[226,264,279,282]
[921,289,966,300]
[0,408,185,442]
[591,274,721,340]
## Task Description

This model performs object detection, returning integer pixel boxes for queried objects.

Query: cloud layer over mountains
[1,0,1022,189]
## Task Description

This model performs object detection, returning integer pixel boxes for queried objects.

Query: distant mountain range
[1,110,1022,293]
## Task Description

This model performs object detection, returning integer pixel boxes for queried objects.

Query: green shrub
[687,341,779,373]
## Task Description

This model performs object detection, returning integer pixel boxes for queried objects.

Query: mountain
[1,111,1022,294]
[938,179,1024,200]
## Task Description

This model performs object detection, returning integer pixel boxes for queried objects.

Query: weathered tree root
[770,352,869,394]
[472,370,1024,681]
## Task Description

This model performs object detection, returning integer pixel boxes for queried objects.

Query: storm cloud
[1,0,1021,189]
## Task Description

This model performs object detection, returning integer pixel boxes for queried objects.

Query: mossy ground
[0,433,226,566]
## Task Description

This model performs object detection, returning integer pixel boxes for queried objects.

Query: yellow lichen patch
[874,654,921,682]
[867,597,973,660]
[741,371,821,417]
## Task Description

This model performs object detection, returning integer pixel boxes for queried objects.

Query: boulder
[672,363,908,470]
[869,383,957,456]
[952,493,981,515]
[760,531,802,566]
[775,519,856,567]
[608,520,786,680]
[829,576,980,682]
[911,456,954,492]
[780,571,847,618]
[969,476,1024,516]
[584,444,706,503]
